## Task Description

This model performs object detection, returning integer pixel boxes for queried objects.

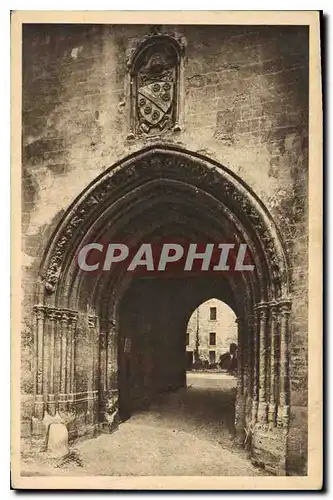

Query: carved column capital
[33,304,46,320]
[59,310,69,323]
[277,299,292,315]
[255,302,269,321]
[68,311,78,326]
[269,301,279,316]
[254,301,269,310]
[88,315,97,328]
[47,309,57,322]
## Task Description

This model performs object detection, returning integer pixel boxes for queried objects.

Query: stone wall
[22,24,309,474]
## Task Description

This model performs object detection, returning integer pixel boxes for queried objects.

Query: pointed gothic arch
[32,144,291,474]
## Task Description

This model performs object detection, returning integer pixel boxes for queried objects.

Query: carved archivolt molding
[41,146,289,299]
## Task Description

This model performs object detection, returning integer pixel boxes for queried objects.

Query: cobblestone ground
[21,373,268,476]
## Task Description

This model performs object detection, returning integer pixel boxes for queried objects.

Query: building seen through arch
[186,299,238,369]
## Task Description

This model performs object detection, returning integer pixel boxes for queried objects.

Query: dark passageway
[117,274,239,422]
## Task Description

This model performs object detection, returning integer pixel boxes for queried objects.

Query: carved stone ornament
[127,32,184,137]
[42,147,289,297]
[136,48,176,134]
[33,305,78,323]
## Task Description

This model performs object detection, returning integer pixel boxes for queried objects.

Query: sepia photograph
[11,10,322,490]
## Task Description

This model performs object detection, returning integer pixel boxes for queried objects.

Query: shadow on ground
[129,372,237,448]
[21,373,269,476]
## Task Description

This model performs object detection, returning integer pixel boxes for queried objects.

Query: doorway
[34,145,291,474]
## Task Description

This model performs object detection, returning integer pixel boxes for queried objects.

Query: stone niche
[126,30,185,139]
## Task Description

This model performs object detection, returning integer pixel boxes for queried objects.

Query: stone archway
[32,144,291,475]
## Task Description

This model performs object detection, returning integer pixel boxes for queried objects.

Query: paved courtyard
[21,372,267,476]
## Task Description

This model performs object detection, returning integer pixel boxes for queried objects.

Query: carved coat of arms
[138,81,173,133]
[135,47,177,135]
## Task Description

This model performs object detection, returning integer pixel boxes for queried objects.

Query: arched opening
[32,144,291,474]
[183,298,239,445]
[185,298,238,372]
